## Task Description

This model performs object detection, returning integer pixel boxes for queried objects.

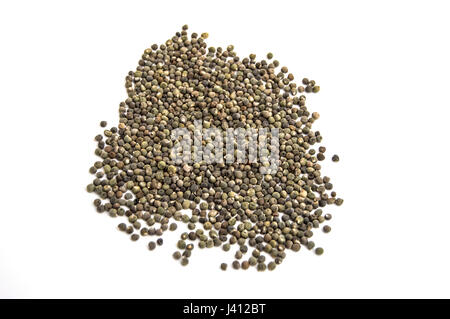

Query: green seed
[177,240,186,250]
[257,263,266,272]
[268,262,276,271]
[173,251,181,260]
[181,257,189,266]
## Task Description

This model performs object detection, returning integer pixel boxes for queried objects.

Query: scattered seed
[315,247,324,255]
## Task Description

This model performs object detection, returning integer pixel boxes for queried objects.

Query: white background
[1,0,449,298]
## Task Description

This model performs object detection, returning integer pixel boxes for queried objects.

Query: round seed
[181,258,189,266]
[323,225,331,233]
[173,251,181,260]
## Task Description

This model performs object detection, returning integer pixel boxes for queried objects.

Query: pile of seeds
[86,25,343,271]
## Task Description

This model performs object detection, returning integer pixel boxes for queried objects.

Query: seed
[100,121,107,127]
[118,223,126,231]
[241,261,250,270]
[169,223,177,231]
[332,154,340,162]
[157,238,163,246]
[323,225,331,233]
[181,258,189,266]
[131,234,139,241]
[312,86,320,93]
[177,240,186,250]
[220,263,227,271]
[173,251,181,260]
[268,262,276,271]
[232,261,240,270]
[315,247,324,255]
[257,263,266,272]
[267,52,273,59]
[133,221,141,229]
[148,241,156,250]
